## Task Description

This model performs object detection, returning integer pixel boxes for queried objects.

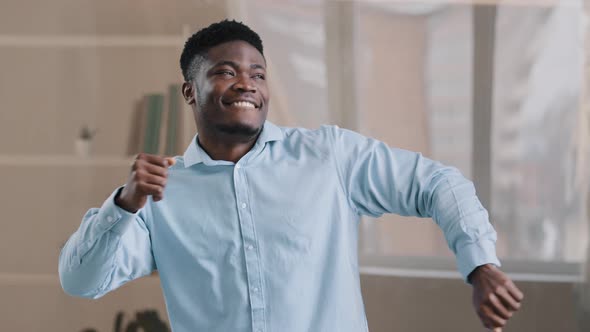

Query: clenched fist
[115,153,176,213]
[469,264,524,331]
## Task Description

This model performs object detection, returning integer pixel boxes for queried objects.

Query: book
[164,84,182,156]
[143,94,164,154]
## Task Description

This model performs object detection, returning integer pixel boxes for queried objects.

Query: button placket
[233,160,265,332]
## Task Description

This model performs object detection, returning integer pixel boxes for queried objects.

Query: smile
[224,99,259,109]
[229,101,257,109]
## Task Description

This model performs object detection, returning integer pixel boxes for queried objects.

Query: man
[59,20,523,332]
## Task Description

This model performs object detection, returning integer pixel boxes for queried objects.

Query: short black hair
[180,19,264,82]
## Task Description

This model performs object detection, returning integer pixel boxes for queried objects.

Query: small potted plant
[75,125,97,157]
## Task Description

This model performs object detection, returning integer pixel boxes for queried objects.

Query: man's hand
[469,264,524,331]
[115,153,176,213]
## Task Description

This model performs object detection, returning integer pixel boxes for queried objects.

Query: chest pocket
[246,158,342,272]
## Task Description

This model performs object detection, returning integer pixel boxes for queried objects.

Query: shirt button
[235,164,241,169]
[247,245,254,251]
[253,287,259,292]
[241,203,247,209]
[107,216,114,223]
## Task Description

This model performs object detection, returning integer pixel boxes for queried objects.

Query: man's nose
[232,75,257,93]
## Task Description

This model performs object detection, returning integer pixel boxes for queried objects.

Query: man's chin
[215,122,262,137]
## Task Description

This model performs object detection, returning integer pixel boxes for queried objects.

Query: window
[240,0,588,279]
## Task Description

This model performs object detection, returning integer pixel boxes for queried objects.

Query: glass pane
[356,3,472,258]
[355,1,589,264]
[245,0,328,129]
[492,3,588,262]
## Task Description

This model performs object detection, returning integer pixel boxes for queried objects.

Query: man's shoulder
[276,124,369,149]
[277,124,341,142]
[269,125,337,161]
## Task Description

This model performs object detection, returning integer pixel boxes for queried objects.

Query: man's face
[188,40,269,138]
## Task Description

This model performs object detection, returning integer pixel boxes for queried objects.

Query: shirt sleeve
[329,126,501,281]
[58,187,156,299]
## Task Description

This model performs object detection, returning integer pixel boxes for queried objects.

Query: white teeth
[231,101,256,108]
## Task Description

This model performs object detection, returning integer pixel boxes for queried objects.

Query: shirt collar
[182,121,284,168]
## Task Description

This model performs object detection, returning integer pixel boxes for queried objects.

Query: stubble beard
[197,93,263,139]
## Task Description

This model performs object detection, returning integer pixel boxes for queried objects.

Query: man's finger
[141,154,169,167]
[140,161,169,177]
[492,328,502,332]
[505,281,524,302]
[489,293,512,320]
[165,157,176,166]
[137,183,164,197]
[488,313,506,329]
[480,306,506,330]
[496,286,521,311]
[142,173,167,187]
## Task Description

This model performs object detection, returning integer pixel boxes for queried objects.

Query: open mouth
[224,100,258,109]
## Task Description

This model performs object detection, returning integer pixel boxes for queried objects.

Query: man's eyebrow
[250,63,266,70]
[210,60,266,70]
[211,60,239,68]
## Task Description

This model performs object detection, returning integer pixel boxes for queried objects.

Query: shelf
[0,35,184,48]
[0,155,134,167]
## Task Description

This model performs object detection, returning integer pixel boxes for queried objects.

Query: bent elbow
[58,256,106,300]
[58,267,97,299]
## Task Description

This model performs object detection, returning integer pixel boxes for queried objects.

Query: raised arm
[329,126,522,330]
[330,127,499,276]
[58,154,173,298]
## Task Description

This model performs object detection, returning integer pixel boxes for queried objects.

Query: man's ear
[182,82,196,105]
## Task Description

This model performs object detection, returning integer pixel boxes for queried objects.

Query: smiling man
[59,20,523,332]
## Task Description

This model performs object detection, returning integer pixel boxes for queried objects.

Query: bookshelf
[0,1,224,329]
[0,26,196,163]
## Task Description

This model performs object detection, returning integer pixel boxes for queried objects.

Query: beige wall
[2,276,167,331]
[0,47,182,156]
[361,275,578,332]
[0,0,226,156]
[0,0,226,35]
[0,162,172,330]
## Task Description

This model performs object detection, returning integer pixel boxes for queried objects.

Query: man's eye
[217,71,234,76]
[253,74,265,80]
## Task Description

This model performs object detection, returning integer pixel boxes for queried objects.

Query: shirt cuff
[95,186,140,236]
[455,239,501,283]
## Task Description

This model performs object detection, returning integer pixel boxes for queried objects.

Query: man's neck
[196,131,260,163]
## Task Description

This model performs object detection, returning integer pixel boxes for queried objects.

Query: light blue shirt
[59,121,500,332]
